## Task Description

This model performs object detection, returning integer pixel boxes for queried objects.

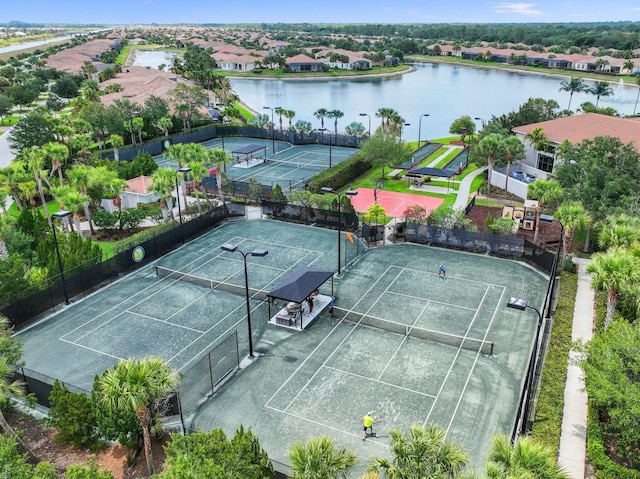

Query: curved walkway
[558,258,594,479]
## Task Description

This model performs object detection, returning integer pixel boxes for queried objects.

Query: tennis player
[439,263,446,278]
[362,412,382,439]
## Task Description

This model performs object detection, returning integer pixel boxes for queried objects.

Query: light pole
[399,122,410,143]
[175,167,191,244]
[474,117,486,129]
[359,112,371,138]
[263,106,281,154]
[507,296,543,435]
[320,187,357,276]
[51,210,72,305]
[221,243,268,359]
[317,128,332,168]
[417,114,429,146]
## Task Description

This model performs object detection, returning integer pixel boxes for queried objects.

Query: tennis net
[333,308,494,355]
[266,158,329,172]
[156,265,265,299]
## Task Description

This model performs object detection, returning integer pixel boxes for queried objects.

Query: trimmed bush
[307,152,374,193]
[530,271,577,453]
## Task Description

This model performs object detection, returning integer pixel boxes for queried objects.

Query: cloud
[493,2,545,16]
[632,6,640,11]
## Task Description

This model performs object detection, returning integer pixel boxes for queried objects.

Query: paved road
[0,126,14,169]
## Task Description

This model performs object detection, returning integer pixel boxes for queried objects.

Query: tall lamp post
[359,112,371,138]
[417,114,429,147]
[51,210,72,305]
[399,122,410,143]
[317,128,332,168]
[474,117,486,129]
[320,187,357,276]
[221,243,268,359]
[507,296,543,435]
[263,106,281,154]
[175,167,191,244]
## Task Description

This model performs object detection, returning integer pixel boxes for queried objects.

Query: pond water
[229,62,639,139]
[130,49,177,71]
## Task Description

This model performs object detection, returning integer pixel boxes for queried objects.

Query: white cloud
[632,6,640,11]
[493,2,545,16]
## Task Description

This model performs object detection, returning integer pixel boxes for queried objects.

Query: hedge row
[307,152,373,193]
[530,270,577,452]
[587,409,640,479]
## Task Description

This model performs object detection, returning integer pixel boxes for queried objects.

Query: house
[286,54,325,72]
[101,175,159,212]
[492,113,640,199]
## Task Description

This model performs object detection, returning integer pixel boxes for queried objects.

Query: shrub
[65,458,115,479]
[530,271,577,452]
[307,151,374,193]
[48,380,104,451]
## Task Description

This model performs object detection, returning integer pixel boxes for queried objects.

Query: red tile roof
[126,176,154,195]
[513,113,640,151]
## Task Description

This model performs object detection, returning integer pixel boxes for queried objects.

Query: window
[537,153,555,173]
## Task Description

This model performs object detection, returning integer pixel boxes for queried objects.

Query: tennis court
[155,137,358,190]
[17,220,547,474]
[350,187,445,218]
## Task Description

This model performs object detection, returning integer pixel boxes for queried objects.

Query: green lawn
[219,65,411,79]
[8,200,62,218]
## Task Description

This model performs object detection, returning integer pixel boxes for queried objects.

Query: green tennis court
[17,220,547,474]
[155,137,358,190]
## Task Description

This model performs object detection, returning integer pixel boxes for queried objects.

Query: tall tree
[559,77,586,110]
[96,357,179,476]
[596,214,640,250]
[151,167,179,222]
[360,131,412,179]
[588,248,639,330]
[109,134,123,161]
[19,146,52,225]
[554,201,592,261]
[288,436,358,479]
[500,135,526,192]
[588,81,614,107]
[169,83,208,132]
[474,133,503,188]
[328,109,344,135]
[449,115,476,144]
[527,179,563,242]
[211,149,233,207]
[523,127,550,172]
[368,423,468,478]
[314,108,329,129]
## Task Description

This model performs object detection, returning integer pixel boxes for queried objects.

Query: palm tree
[523,127,550,171]
[483,435,569,479]
[314,108,329,129]
[376,107,396,132]
[588,248,639,330]
[554,201,592,263]
[596,214,640,250]
[44,142,69,186]
[109,134,124,162]
[345,121,366,137]
[151,168,178,221]
[288,436,358,479]
[157,117,173,137]
[20,146,52,225]
[559,77,586,110]
[67,164,97,235]
[527,179,563,242]
[276,107,284,131]
[475,133,503,188]
[328,109,344,135]
[623,59,635,75]
[53,186,89,235]
[211,149,233,207]
[588,81,614,107]
[282,109,296,129]
[97,357,179,476]
[368,423,468,478]
[500,135,526,192]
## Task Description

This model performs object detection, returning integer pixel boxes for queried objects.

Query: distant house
[286,54,324,72]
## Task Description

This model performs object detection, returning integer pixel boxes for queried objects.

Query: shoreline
[226,65,416,82]
[408,56,639,88]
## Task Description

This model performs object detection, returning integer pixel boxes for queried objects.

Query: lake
[228,63,639,140]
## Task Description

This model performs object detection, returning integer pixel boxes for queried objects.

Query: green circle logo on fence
[164,140,170,150]
[132,246,145,263]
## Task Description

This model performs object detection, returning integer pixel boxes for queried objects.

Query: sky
[4,0,640,25]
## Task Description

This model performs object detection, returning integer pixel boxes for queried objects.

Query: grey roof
[409,167,456,178]
[267,267,333,303]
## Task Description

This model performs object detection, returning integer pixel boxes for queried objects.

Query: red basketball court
[350,188,444,218]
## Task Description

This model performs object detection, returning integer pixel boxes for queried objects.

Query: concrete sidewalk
[558,257,594,479]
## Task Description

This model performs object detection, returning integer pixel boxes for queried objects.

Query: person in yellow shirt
[362,412,382,440]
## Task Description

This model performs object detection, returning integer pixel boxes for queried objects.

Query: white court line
[59,338,125,361]
[265,265,398,410]
[323,366,436,399]
[281,267,405,413]
[126,311,206,334]
[386,290,477,311]
[441,286,507,440]
[376,300,431,382]
[264,405,389,450]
